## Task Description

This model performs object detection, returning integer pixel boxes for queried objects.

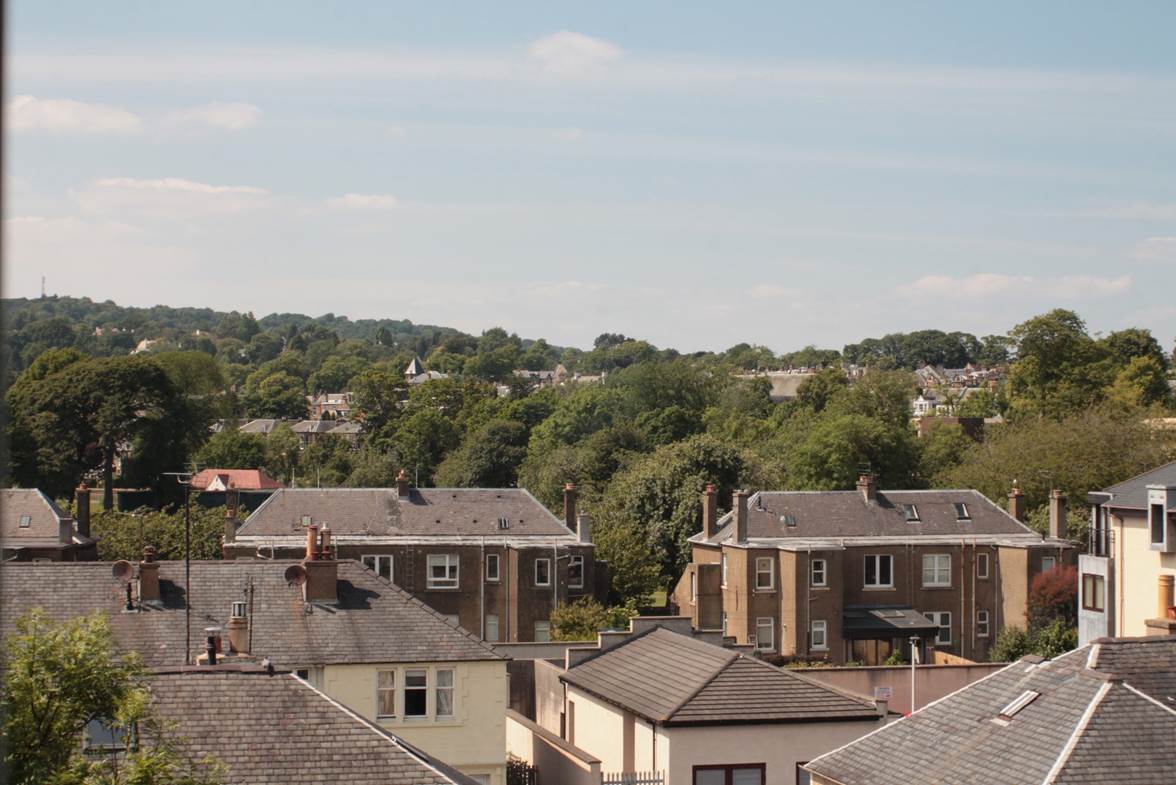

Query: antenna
[112,560,134,581]
[284,564,307,586]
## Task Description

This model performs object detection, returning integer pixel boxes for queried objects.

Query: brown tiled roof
[148,668,477,785]
[190,468,283,491]
[561,627,878,726]
[699,489,1040,544]
[804,637,1176,785]
[236,488,575,538]
[0,560,503,669]
[1,488,89,545]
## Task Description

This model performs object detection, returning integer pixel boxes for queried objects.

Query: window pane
[406,670,427,687]
[880,556,892,585]
[378,670,395,689]
[436,689,453,717]
[405,670,427,717]
[694,771,725,785]
[485,614,499,642]
[362,556,376,570]
[733,768,764,785]
[865,556,877,585]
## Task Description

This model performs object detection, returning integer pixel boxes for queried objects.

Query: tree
[1026,565,1078,630]
[307,355,368,394]
[989,619,1077,662]
[1106,355,1171,409]
[91,506,227,561]
[520,338,559,371]
[350,368,409,436]
[1006,309,1111,418]
[795,367,849,413]
[263,423,302,485]
[434,419,529,487]
[917,421,974,481]
[194,429,267,469]
[242,371,307,419]
[550,598,636,641]
[393,409,461,485]
[789,413,918,491]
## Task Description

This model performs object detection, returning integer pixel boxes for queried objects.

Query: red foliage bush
[1027,564,1077,630]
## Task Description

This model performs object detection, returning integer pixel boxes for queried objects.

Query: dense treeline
[4,298,1175,605]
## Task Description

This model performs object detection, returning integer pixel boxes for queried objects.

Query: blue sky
[6,2,1176,352]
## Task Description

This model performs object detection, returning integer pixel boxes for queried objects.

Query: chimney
[395,469,411,499]
[75,484,91,539]
[223,493,240,544]
[227,600,249,654]
[139,546,160,603]
[1008,482,1025,522]
[577,513,592,544]
[58,516,74,545]
[734,490,749,544]
[702,484,718,540]
[857,474,876,503]
[563,483,578,530]
[303,526,337,603]
[305,524,320,560]
[1049,489,1068,540]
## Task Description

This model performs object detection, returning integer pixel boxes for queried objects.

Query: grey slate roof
[0,488,91,548]
[148,667,478,785]
[697,489,1040,544]
[236,487,576,539]
[1098,460,1176,511]
[0,560,503,669]
[804,636,1176,785]
[561,627,879,726]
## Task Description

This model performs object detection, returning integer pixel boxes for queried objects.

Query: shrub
[1027,565,1078,629]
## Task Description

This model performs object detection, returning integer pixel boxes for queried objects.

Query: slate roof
[236,487,577,539]
[695,489,1042,545]
[561,627,879,727]
[0,560,503,669]
[190,468,283,491]
[0,488,91,548]
[148,667,477,785]
[1098,460,1176,511]
[804,636,1176,785]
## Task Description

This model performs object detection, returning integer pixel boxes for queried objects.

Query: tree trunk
[103,442,115,511]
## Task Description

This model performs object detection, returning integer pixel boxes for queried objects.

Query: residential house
[239,418,284,435]
[223,475,607,643]
[672,478,1073,664]
[0,546,509,784]
[307,391,354,420]
[804,635,1176,785]
[291,417,340,446]
[734,369,818,403]
[559,625,886,785]
[190,468,283,492]
[1,487,97,561]
[405,356,426,380]
[410,370,451,386]
[141,666,482,785]
[1081,461,1176,644]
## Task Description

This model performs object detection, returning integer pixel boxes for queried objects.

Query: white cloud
[527,32,623,77]
[326,193,399,210]
[904,272,1130,299]
[8,94,142,134]
[73,177,270,217]
[162,101,261,131]
[1133,236,1176,262]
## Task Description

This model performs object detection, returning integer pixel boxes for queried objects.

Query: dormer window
[902,504,920,522]
[954,503,970,521]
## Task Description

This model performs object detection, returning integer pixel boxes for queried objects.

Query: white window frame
[1041,556,1057,573]
[811,558,827,587]
[404,669,428,718]
[485,553,500,582]
[485,614,500,642]
[922,554,952,588]
[361,554,393,582]
[376,670,396,718]
[954,502,970,521]
[19,514,31,528]
[690,571,697,603]
[534,558,552,587]
[864,554,894,588]
[755,617,775,652]
[534,620,551,642]
[976,609,990,638]
[811,620,828,651]
[435,668,455,718]
[977,552,989,579]
[721,553,728,587]
[902,504,920,522]
[426,554,459,590]
[568,555,584,589]
[755,557,774,590]
[924,611,952,645]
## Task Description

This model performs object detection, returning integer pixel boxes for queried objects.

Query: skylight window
[902,504,920,522]
[998,690,1040,719]
[954,502,971,521]
[780,514,797,527]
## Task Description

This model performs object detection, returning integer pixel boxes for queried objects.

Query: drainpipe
[552,545,559,614]
[970,541,977,660]
[960,538,966,659]
[480,537,485,640]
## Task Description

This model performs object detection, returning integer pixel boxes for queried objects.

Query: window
[811,620,828,651]
[485,553,500,582]
[300,515,312,526]
[864,554,893,588]
[922,554,951,588]
[1151,502,1166,546]
[376,670,396,718]
[755,617,775,652]
[84,719,131,753]
[690,572,697,602]
[361,554,393,582]
[404,669,427,717]
[811,558,827,587]
[1082,574,1106,612]
[977,552,989,579]
[721,553,728,587]
[755,557,774,590]
[976,609,990,638]
[1041,556,1056,573]
[435,669,454,717]
[485,614,499,642]
[954,502,970,521]
[902,504,920,522]
[568,555,584,588]
[534,558,551,587]
[534,621,551,642]
[693,764,765,785]
[426,554,459,589]
[18,514,31,528]
[999,690,1040,719]
[924,611,951,645]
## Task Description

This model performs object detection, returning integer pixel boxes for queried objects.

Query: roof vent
[780,514,797,527]
[498,516,510,530]
[996,690,1040,722]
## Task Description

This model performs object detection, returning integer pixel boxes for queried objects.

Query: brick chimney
[75,484,91,539]
[856,474,876,503]
[702,484,719,540]
[139,546,160,603]
[577,513,592,544]
[1008,482,1025,522]
[1049,489,1068,540]
[563,483,578,530]
[734,490,749,543]
[223,488,240,544]
[227,600,249,654]
[395,469,411,499]
[303,525,337,603]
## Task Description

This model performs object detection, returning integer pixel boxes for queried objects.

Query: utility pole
[909,635,921,713]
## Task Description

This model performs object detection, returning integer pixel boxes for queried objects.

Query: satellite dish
[112,561,134,582]
[284,564,307,587]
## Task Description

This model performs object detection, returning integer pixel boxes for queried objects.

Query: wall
[1078,553,1113,646]
[534,659,566,735]
[506,709,600,785]
[565,685,629,773]
[1117,511,1176,637]
[323,659,507,785]
[793,662,1006,714]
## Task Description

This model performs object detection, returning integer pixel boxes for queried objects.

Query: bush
[989,619,1078,662]
[1027,565,1077,629]
[91,506,228,561]
[550,598,636,641]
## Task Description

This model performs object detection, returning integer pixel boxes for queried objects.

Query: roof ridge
[771,661,876,708]
[562,623,665,672]
[1041,680,1112,785]
[663,644,740,722]
[1103,458,1176,495]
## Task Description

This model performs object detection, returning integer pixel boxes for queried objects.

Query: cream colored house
[1081,462,1176,644]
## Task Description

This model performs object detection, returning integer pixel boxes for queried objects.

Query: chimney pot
[138,548,161,603]
[319,525,332,559]
[1158,575,1174,617]
[228,602,249,654]
[563,483,578,531]
[1049,489,1068,540]
[702,484,719,540]
[306,524,319,561]
[734,490,749,544]
[1008,482,1025,522]
[856,474,876,503]
[395,469,411,498]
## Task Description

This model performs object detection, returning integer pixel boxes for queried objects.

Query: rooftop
[190,468,283,491]
[1097,460,1176,511]
[1,488,92,548]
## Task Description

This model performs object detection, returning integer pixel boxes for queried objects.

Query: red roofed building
[190,468,284,492]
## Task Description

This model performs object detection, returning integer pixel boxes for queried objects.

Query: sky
[5,1,1176,353]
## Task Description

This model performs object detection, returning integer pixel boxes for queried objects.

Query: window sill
[811,647,829,652]
[863,586,896,591]
[426,585,460,591]
[921,585,952,590]
[753,588,776,594]
[811,585,829,591]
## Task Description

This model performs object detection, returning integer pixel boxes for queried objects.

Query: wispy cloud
[73,177,270,217]
[8,94,141,133]
[326,193,399,210]
[1133,236,1176,262]
[904,273,1131,299]
[527,31,623,77]
[162,101,261,131]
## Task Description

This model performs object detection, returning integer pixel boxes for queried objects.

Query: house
[223,475,607,643]
[0,546,509,784]
[672,478,1073,664]
[559,625,886,785]
[733,369,818,402]
[410,370,451,386]
[307,391,353,420]
[803,635,1176,785]
[1081,461,1176,644]
[328,419,364,444]
[140,666,482,784]
[1,487,97,561]
[239,418,284,435]
[190,468,283,492]
[291,417,340,446]
[910,392,938,417]
[405,356,426,380]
